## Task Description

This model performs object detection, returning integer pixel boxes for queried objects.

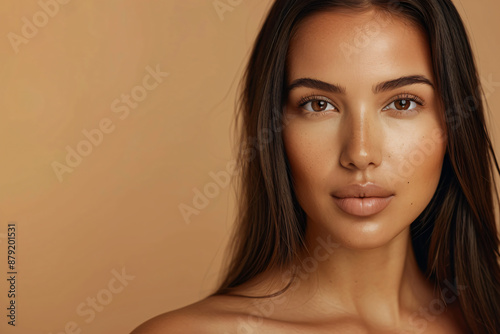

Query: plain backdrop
[0,0,499,333]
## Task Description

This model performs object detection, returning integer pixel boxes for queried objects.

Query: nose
[339,106,383,170]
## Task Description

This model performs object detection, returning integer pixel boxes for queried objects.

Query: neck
[294,225,434,327]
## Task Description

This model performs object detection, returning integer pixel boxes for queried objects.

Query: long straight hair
[213,1,500,332]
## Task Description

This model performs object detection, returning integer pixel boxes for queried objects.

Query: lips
[331,183,394,217]
[331,183,394,198]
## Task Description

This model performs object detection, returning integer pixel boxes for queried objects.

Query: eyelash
[298,93,425,117]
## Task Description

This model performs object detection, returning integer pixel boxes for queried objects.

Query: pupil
[397,99,410,110]
[313,101,326,111]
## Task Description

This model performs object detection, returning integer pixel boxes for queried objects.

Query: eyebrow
[286,75,434,95]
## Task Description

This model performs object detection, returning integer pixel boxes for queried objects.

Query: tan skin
[132,9,468,334]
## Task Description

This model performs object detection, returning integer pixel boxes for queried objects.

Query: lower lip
[332,196,394,217]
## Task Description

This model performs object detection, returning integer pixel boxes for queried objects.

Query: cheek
[389,129,446,207]
[282,123,336,191]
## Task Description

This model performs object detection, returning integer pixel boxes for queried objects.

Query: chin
[333,222,410,250]
[309,207,414,250]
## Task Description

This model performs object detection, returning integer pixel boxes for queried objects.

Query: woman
[132,0,500,333]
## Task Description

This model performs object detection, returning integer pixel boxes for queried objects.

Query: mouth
[331,183,394,217]
[332,195,394,217]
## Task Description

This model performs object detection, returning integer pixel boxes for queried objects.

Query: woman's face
[283,9,447,249]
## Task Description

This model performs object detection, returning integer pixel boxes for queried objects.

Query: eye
[383,99,417,111]
[299,96,337,113]
[382,94,424,113]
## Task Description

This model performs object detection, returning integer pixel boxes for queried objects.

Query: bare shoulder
[130,295,253,334]
[130,271,292,334]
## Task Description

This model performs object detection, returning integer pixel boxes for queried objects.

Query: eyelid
[385,93,425,107]
[298,94,335,107]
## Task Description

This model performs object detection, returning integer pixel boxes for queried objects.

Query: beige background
[0,0,498,333]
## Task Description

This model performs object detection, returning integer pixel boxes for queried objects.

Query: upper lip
[331,183,394,198]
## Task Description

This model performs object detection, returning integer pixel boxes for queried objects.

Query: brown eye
[395,99,411,110]
[301,99,336,113]
[383,97,418,113]
[312,100,328,111]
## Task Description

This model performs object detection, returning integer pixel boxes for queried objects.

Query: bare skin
[131,9,468,334]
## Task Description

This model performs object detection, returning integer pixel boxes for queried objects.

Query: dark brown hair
[213,0,500,332]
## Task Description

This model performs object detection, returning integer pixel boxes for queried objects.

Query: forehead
[286,9,434,89]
